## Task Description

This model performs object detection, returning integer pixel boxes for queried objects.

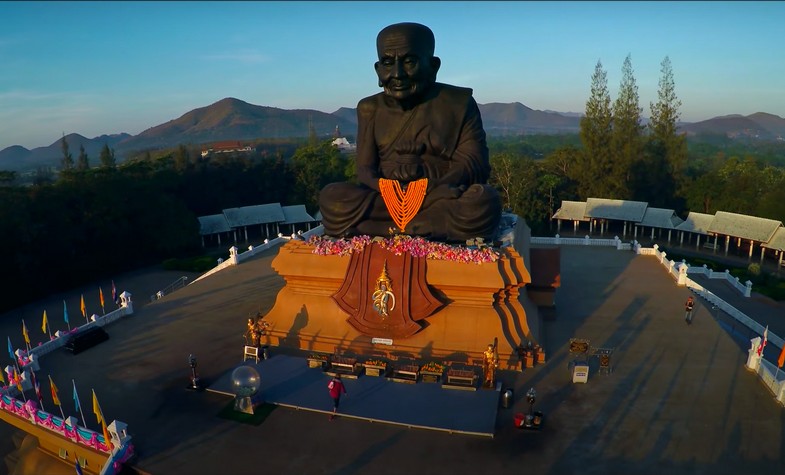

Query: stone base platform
[261,235,542,366]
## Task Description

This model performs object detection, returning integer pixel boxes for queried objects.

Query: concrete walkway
[1,244,784,475]
[208,354,500,437]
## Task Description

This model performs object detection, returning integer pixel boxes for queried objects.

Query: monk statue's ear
[430,56,441,76]
[375,61,383,87]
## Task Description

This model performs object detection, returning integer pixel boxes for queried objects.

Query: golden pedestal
[262,239,539,364]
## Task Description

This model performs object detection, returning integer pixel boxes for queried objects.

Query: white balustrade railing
[190,226,325,285]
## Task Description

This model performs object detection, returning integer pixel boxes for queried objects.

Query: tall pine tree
[578,60,614,199]
[99,144,116,168]
[646,56,687,209]
[76,144,90,171]
[611,54,643,199]
[60,134,74,171]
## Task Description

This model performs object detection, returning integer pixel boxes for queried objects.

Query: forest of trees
[2,55,785,314]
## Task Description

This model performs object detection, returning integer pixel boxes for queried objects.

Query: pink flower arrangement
[307,235,499,264]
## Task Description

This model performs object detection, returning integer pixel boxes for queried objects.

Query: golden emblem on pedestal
[371,260,395,318]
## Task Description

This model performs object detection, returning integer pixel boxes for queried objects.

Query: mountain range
[2,97,784,172]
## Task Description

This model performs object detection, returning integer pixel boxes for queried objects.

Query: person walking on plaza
[685,296,695,324]
[328,374,347,421]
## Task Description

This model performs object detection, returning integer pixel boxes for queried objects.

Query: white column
[725,235,730,256]
[748,239,753,259]
[746,337,762,371]
[678,262,688,286]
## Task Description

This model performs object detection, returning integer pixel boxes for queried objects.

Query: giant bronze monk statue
[318,22,502,243]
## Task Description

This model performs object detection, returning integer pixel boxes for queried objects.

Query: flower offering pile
[308,235,500,264]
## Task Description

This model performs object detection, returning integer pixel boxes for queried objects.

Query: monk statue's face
[374,23,441,104]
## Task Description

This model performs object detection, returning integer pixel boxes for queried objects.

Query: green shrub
[747,263,761,276]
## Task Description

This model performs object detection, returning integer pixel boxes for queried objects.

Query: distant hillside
[681,113,785,140]
[331,107,357,125]
[115,97,358,154]
[478,102,581,134]
[0,133,130,172]
[3,96,784,173]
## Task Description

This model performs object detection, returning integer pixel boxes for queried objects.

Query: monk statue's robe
[319,83,502,243]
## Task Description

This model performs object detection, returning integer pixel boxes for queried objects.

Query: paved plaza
[1,243,784,475]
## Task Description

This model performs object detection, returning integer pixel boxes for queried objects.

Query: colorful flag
[758,326,768,356]
[14,368,22,392]
[92,389,103,424]
[111,280,117,303]
[33,373,41,401]
[41,310,48,334]
[73,380,81,412]
[99,287,105,311]
[49,375,61,406]
[22,320,30,345]
[101,420,112,450]
[63,300,69,324]
[75,458,84,475]
[778,344,785,369]
[80,294,86,318]
[0,368,5,385]
[7,336,14,361]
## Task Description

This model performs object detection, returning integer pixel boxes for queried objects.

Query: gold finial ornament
[372,260,396,318]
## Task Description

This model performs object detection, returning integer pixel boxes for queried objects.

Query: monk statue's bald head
[374,22,441,105]
[376,22,435,57]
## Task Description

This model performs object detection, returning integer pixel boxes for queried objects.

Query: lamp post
[188,354,201,390]
[526,387,537,416]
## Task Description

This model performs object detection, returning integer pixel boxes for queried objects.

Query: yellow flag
[49,375,60,406]
[101,420,113,450]
[92,389,103,424]
[80,294,86,318]
[22,320,30,345]
[0,369,5,385]
[15,369,23,392]
[41,310,48,334]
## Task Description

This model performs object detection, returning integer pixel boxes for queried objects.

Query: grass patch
[663,250,785,302]
[216,400,277,426]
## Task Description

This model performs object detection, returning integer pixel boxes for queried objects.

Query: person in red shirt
[685,296,695,324]
[328,374,347,420]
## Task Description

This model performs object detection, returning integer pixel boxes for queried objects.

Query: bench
[65,327,109,355]
[443,368,478,390]
[390,364,419,383]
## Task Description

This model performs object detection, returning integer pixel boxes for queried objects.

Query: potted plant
[363,359,388,377]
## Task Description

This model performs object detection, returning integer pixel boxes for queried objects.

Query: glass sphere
[231,365,261,397]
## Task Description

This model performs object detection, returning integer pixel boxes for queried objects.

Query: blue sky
[1,1,783,150]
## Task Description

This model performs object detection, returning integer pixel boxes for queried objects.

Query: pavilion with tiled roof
[552,200,589,233]
[708,211,783,261]
[634,207,685,243]
[280,205,317,235]
[550,198,785,268]
[675,212,717,249]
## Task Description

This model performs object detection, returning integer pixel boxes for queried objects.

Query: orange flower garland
[378,178,428,233]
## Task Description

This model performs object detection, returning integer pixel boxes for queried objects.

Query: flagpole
[73,379,87,428]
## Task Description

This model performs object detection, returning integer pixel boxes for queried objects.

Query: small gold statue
[482,341,499,388]
[372,261,395,318]
[244,315,270,347]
